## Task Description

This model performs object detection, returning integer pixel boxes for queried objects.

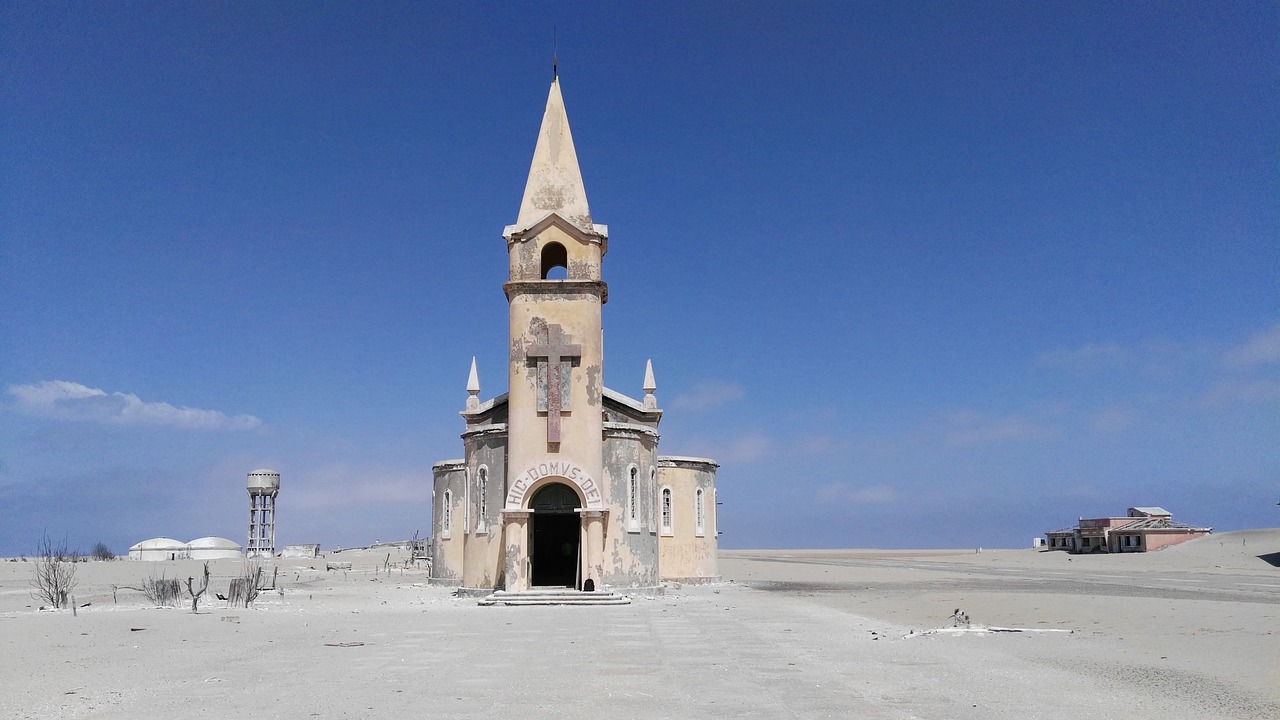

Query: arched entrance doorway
[529,483,581,588]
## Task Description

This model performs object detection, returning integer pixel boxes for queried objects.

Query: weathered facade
[431,77,719,593]
[1045,507,1211,553]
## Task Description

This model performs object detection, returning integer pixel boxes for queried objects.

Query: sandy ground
[0,531,1276,719]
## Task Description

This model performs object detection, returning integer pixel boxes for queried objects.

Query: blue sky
[2,2,1276,554]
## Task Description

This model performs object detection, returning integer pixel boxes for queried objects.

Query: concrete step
[478,589,631,606]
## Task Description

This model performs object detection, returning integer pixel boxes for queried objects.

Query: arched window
[627,466,639,531]
[648,467,658,532]
[660,487,673,536]
[695,487,705,537]
[477,467,488,533]
[442,489,453,536]
[540,242,568,279]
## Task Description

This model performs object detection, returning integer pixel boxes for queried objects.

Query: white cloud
[1223,323,1280,367]
[1037,343,1132,371]
[1200,379,1280,408]
[1090,404,1137,433]
[720,432,773,464]
[289,462,426,509]
[816,483,896,506]
[799,434,844,455]
[7,380,262,431]
[941,410,1059,447]
[671,381,745,412]
[683,431,773,465]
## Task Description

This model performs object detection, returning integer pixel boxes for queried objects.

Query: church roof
[603,387,647,414]
[461,392,508,418]
[508,77,602,238]
[462,388,658,425]
[603,387,662,424]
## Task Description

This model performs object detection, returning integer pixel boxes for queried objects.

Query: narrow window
[648,468,658,532]
[477,467,488,532]
[442,489,453,535]
[661,487,673,535]
[695,488,705,536]
[627,466,638,530]
[540,242,568,279]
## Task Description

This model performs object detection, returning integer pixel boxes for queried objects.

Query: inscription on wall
[506,459,603,509]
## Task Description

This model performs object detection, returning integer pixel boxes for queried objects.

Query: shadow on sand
[1256,552,1280,568]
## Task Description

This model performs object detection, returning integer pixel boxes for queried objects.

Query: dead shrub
[30,534,78,610]
[186,562,210,613]
[141,573,183,607]
[227,562,264,608]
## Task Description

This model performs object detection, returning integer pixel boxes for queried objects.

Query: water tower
[246,469,280,558]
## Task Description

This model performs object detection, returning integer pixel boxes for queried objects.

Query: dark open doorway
[529,483,581,588]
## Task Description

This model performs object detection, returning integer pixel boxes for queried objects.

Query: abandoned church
[429,77,720,594]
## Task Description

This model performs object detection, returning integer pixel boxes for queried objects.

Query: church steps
[477,589,631,606]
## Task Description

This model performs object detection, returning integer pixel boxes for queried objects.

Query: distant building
[128,537,188,561]
[281,544,320,559]
[187,536,242,560]
[128,536,242,561]
[1046,507,1211,553]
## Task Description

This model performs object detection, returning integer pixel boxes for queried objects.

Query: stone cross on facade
[527,324,581,443]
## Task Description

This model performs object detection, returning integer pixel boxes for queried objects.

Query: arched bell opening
[528,482,581,588]
[540,241,568,279]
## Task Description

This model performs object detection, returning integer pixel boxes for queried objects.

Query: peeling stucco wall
[507,221,602,283]
[601,427,661,588]
[430,461,465,583]
[460,429,509,590]
[657,457,720,581]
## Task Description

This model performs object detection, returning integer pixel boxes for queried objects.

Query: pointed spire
[643,359,657,410]
[465,357,480,411]
[514,78,594,234]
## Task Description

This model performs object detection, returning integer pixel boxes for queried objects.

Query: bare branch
[29,534,78,610]
[186,562,210,613]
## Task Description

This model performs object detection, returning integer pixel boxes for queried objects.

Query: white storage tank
[187,536,242,560]
[128,537,188,561]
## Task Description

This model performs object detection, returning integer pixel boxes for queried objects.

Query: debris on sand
[904,626,1073,639]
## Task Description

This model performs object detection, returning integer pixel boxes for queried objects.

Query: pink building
[1045,507,1211,553]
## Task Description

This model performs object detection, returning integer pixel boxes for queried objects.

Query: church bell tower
[498,76,611,591]
[430,74,720,594]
